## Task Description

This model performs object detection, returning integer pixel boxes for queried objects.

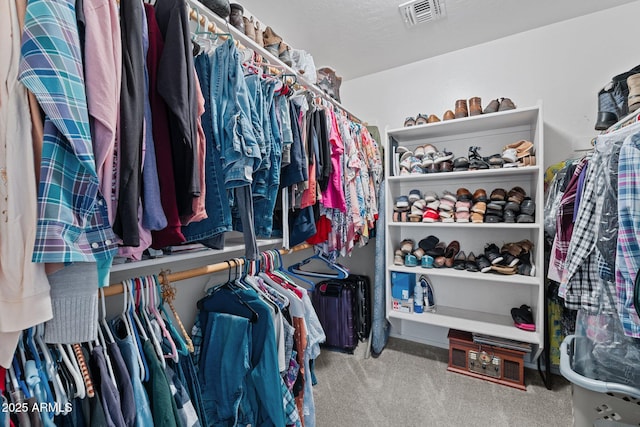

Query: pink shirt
[321,109,347,212]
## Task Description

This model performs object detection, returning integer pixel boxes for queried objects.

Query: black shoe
[476,255,492,273]
[499,251,519,267]
[518,251,536,276]
[465,252,479,272]
[484,243,504,265]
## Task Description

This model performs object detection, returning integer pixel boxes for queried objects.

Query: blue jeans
[182,52,232,242]
[210,39,261,189]
[199,312,251,426]
[245,73,266,163]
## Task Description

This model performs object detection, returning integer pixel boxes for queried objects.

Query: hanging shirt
[320,109,347,212]
[19,0,118,283]
[0,0,52,368]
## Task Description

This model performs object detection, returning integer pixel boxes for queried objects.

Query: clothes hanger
[35,324,69,415]
[272,249,316,289]
[144,275,179,362]
[128,278,150,382]
[120,279,146,382]
[158,271,195,354]
[135,277,165,368]
[200,261,259,323]
[55,343,85,399]
[93,288,119,392]
[24,328,56,411]
[287,249,349,279]
[10,356,31,400]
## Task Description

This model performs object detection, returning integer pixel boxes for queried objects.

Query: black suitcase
[342,274,371,342]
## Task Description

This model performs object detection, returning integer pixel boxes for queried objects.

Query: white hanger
[35,324,69,415]
[137,277,165,368]
[121,279,146,382]
[55,344,85,399]
[145,275,179,362]
[95,288,118,392]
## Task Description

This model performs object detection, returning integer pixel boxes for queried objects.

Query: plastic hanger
[24,328,56,412]
[287,250,349,280]
[272,249,316,289]
[55,343,85,399]
[120,279,146,382]
[155,277,190,356]
[136,277,165,368]
[200,262,259,323]
[144,275,179,362]
[35,324,69,415]
[10,356,30,399]
[95,288,118,392]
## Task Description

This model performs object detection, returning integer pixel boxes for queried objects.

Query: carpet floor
[312,337,573,426]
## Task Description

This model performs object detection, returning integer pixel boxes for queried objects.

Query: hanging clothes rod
[102,242,312,298]
[187,0,365,124]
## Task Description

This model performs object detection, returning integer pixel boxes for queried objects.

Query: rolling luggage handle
[317,282,344,298]
[560,335,640,399]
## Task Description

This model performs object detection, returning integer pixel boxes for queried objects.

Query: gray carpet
[312,337,573,426]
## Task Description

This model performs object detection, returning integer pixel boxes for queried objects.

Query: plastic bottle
[414,280,424,313]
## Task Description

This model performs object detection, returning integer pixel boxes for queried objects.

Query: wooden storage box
[447,329,526,390]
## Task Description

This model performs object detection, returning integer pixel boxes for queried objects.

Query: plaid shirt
[615,131,640,337]
[561,150,607,312]
[19,0,117,267]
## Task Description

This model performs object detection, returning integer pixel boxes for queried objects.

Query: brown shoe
[456,188,472,201]
[483,99,500,114]
[443,110,455,120]
[490,188,506,201]
[444,241,460,268]
[427,114,441,123]
[455,99,468,118]
[498,97,516,111]
[507,186,526,204]
[469,97,482,116]
[472,188,487,203]
[254,20,264,46]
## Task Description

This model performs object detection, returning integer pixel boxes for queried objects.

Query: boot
[454,99,468,119]
[468,97,482,116]
[254,21,264,46]
[243,16,255,42]
[263,26,282,57]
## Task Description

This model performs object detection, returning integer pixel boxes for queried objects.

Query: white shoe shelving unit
[384,104,545,357]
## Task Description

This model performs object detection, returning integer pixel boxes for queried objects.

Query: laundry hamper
[560,335,640,427]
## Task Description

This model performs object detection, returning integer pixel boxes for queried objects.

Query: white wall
[342,1,640,168]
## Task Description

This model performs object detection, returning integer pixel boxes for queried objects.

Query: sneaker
[476,255,492,273]
[484,243,504,265]
[404,254,418,267]
[420,275,436,312]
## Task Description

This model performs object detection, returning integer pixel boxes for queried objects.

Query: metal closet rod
[102,242,312,298]
[187,0,365,124]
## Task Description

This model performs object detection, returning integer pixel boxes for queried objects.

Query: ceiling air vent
[399,0,446,27]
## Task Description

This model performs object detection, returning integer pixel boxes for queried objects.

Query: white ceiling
[237,0,638,81]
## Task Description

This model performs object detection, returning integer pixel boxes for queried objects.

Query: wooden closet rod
[102,242,312,298]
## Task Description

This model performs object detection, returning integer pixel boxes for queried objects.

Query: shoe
[418,235,439,252]
[414,145,426,159]
[243,16,256,41]
[455,200,471,212]
[405,254,418,267]
[471,201,486,214]
[503,210,516,223]
[229,3,245,31]
[469,97,482,116]
[400,239,415,254]
[511,305,535,331]
[472,189,488,203]
[395,195,410,210]
[415,114,429,125]
[394,249,404,266]
[410,204,425,217]
[456,188,472,201]
[484,214,501,223]
[484,243,504,264]
[465,252,479,272]
[470,212,484,223]
[433,150,454,164]
[404,117,416,127]
[499,246,520,267]
[476,255,492,273]
[440,160,453,172]
[444,241,460,268]
[421,255,434,268]
[254,20,264,46]
[468,146,489,170]
[518,251,536,276]
[490,188,507,201]
[427,114,441,123]
[408,189,422,203]
[516,214,534,223]
[426,241,447,257]
[486,201,504,212]
[455,99,469,118]
[454,210,470,222]
[453,157,470,171]
[424,191,439,203]
[453,251,467,270]
[483,99,500,114]
[520,198,535,216]
[426,200,440,211]
[507,186,526,203]
[491,264,517,275]
[518,154,536,167]
[501,148,518,163]
[498,97,516,111]
[422,208,440,222]
[443,110,455,121]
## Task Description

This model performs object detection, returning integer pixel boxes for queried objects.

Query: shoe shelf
[388,222,541,230]
[384,102,545,354]
[387,264,539,285]
[388,308,541,345]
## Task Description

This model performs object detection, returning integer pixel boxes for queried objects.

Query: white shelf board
[387,106,540,142]
[388,222,540,230]
[388,264,540,286]
[389,307,540,344]
[387,165,540,182]
[110,238,285,273]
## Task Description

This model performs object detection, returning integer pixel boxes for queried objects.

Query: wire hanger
[287,249,349,280]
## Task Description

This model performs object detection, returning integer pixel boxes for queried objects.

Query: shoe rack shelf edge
[383,103,545,356]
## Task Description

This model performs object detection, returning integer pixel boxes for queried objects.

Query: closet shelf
[110,237,286,274]
[387,166,540,182]
[388,265,539,285]
[388,308,540,345]
[387,105,540,141]
[388,222,540,230]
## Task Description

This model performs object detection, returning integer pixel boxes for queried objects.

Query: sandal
[415,114,429,126]
[422,208,440,223]
[394,249,404,266]
[510,305,535,331]
[400,239,415,254]
[471,201,486,214]
[491,264,517,275]
[470,212,484,223]
[404,117,416,127]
